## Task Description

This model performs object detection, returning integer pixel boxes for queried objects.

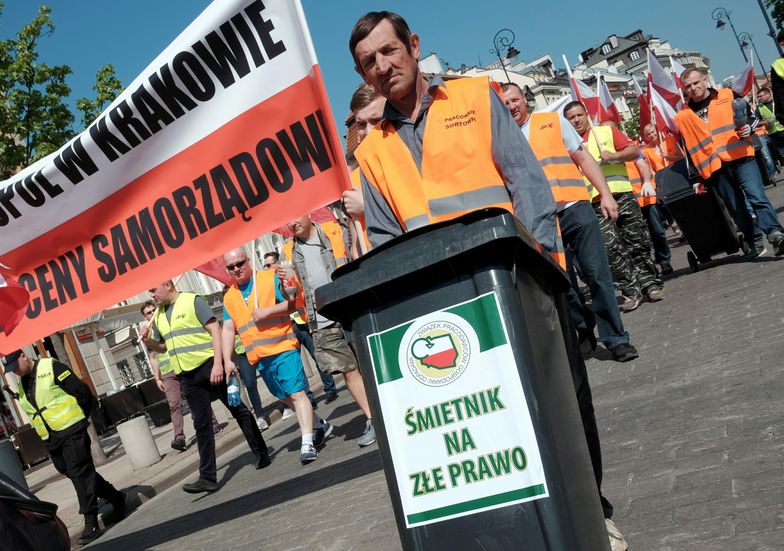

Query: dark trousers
[293,322,337,395]
[49,427,118,515]
[555,292,613,519]
[179,358,267,483]
[641,204,671,265]
[235,353,264,417]
[560,201,629,350]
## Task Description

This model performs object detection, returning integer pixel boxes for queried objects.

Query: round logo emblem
[406,319,471,387]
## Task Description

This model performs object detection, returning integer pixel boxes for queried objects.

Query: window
[601,44,612,55]
[629,50,640,61]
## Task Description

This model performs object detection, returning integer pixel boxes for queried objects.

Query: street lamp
[712,7,748,62]
[490,29,519,83]
[738,32,766,74]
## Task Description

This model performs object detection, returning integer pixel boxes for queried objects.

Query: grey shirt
[360,75,559,251]
[298,232,335,329]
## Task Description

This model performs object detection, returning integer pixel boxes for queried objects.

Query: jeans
[713,157,784,244]
[235,352,263,417]
[754,134,776,176]
[293,322,337,395]
[641,205,671,265]
[179,357,267,482]
[560,201,629,349]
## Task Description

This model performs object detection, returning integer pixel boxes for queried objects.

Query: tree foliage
[766,0,784,29]
[76,64,123,130]
[0,3,74,177]
[623,101,641,141]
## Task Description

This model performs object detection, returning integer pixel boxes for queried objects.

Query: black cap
[2,350,23,374]
[778,28,784,44]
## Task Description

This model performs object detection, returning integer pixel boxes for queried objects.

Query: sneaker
[771,232,784,256]
[300,443,318,465]
[610,343,639,363]
[358,420,377,447]
[281,407,294,420]
[256,417,269,431]
[605,518,629,551]
[182,479,219,493]
[171,439,187,452]
[324,390,339,404]
[314,421,334,448]
[77,514,103,545]
[212,422,223,435]
[646,286,664,302]
[619,295,642,313]
[659,261,673,275]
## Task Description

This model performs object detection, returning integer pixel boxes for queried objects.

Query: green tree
[76,64,123,130]
[766,0,784,29]
[0,3,74,177]
[623,101,641,140]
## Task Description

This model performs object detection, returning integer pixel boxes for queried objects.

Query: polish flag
[563,55,600,121]
[0,264,30,339]
[669,56,687,90]
[597,76,621,124]
[647,49,683,110]
[648,79,679,135]
[732,50,755,98]
[633,78,670,134]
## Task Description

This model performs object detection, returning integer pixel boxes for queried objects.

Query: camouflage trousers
[592,192,662,299]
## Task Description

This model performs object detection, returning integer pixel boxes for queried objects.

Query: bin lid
[317,209,569,322]
[656,159,695,204]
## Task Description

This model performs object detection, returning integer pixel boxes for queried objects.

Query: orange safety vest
[626,160,656,208]
[674,88,753,179]
[349,168,372,252]
[320,218,349,266]
[223,270,298,363]
[527,112,591,211]
[641,135,679,173]
[355,76,565,269]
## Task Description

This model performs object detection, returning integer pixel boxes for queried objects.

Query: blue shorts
[256,349,308,399]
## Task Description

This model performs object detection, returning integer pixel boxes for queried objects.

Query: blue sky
[1,0,781,139]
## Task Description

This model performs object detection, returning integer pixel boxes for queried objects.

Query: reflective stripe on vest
[674,89,753,178]
[154,292,213,375]
[527,112,591,211]
[356,76,565,270]
[157,351,173,375]
[18,359,86,441]
[583,126,633,195]
[224,270,298,363]
[626,161,656,207]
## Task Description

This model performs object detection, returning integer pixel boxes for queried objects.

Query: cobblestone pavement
[83,184,784,551]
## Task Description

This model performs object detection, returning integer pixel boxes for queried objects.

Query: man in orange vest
[501,83,638,364]
[675,67,784,257]
[222,247,331,465]
[284,214,376,447]
[350,11,624,550]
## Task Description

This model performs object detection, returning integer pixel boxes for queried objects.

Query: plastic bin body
[317,210,608,551]
[0,439,28,491]
[656,160,741,262]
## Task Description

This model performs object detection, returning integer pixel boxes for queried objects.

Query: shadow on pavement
[85,451,383,551]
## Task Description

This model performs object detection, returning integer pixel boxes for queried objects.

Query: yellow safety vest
[154,292,214,375]
[18,359,86,441]
[157,350,173,375]
[584,126,633,196]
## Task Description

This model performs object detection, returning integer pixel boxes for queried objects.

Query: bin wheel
[687,251,699,272]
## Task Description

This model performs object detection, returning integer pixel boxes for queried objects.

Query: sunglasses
[143,310,155,316]
[226,259,248,271]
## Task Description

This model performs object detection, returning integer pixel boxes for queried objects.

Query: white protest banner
[0,0,349,353]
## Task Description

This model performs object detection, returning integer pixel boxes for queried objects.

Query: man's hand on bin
[692,182,707,195]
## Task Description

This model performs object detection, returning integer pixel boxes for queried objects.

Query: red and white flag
[596,76,621,124]
[648,79,679,135]
[647,49,683,110]
[0,0,350,353]
[562,56,600,121]
[0,264,30,337]
[732,50,755,97]
[669,56,687,90]
[193,257,233,286]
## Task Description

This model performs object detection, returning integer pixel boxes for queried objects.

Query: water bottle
[732,98,748,130]
[227,373,241,407]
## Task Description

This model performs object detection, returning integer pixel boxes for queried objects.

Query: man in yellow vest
[141,280,270,493]
[771,28,784,127]
[501,84,639,363]
[283,214,376,447]
[350,11,625,550]
[3,349,126,545]
[756,86,784,168]
[564,102,663,312]
[676,67,784,257]
[222,247,332,464]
